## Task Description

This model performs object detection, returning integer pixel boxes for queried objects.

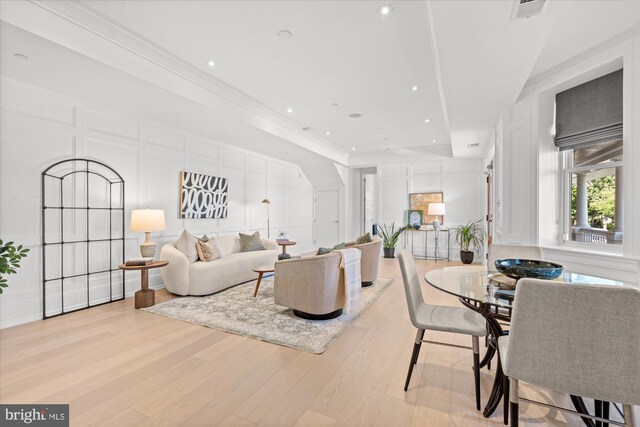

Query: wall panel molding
[0,78,314,329]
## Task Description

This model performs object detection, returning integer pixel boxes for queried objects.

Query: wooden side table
[277,241,297,260]
[119,261,169,308]
[252,266,275,297]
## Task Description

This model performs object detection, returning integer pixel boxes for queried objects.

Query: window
[563,140,623,244]
[555,69,623,245]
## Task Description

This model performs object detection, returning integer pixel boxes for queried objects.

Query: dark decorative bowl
[494,259,564,281]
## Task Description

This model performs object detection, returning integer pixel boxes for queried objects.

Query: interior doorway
[363,174,376,235]
[314,189,340,248]
[486,161,494,248]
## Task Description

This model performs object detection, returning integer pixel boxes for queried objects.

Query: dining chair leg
[623,404,636,427]
[510,378,519,427]
[472,335,481,410]
[603,401,610,427]
[503,375,509,424]
[595,400,603,427]
[404,328,425,391]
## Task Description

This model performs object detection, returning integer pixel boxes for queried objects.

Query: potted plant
[377,223,406,258]
[0,239,30,294]
[454,219,485,264]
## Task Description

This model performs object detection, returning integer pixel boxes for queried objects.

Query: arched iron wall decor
[41,159,125,319]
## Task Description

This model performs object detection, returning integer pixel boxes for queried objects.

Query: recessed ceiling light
[412,86,419,91]
[352,147,356,151]
[432,139,436,143]
[378,5,393,15]
[14,53,30,60]
[287,108,293,114]
[326,131,331,136]
[425,119,430,123]
[349,113,362,118]
[277,30,293,38]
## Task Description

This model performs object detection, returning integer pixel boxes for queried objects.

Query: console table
[404,228,451,261]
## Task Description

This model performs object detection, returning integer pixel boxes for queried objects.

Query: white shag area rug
[143,276,393,354]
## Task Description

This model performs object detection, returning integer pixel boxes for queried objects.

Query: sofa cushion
[215,234,241,256]
[239,231,266,252]
[175,230,202,263]
[196,238,221,262]
[356,232,373,244]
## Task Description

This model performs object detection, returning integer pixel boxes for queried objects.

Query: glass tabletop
[424,266,631,309]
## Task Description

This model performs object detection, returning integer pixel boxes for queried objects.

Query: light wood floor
[0,258,622,426]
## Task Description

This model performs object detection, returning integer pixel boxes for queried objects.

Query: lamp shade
[428,203,446,216]
[130,209,166,232]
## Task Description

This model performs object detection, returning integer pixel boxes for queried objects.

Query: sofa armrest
[262,238,279,251]
[159,243,190,295]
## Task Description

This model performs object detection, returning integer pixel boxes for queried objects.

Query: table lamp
[130,209,166,257]
[261,198,271,238]
[428,203,446,231]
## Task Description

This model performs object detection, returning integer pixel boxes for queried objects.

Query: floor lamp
[261,198,271,238]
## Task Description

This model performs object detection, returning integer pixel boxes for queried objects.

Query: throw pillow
[355,232,372,244]
[239,231,266,252]
[196,238,221,262]
[175,230,210,263]
[316,242,346,256]
[175,230,200,263]
[316,247,332,255]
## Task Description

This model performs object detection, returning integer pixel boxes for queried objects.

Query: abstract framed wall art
[179,171,228,219]
[409,192,443,225]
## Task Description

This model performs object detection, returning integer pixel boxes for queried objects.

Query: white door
[315,190,340,248]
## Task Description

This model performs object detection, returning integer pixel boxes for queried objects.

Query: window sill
[541,244,640,283]
[553,240,624,257]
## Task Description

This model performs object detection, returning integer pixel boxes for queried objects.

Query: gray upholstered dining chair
[398,250,486,410]
[488,244,543,269]
[499,278,640,427]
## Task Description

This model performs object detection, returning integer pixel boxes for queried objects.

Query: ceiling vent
[510,0,547,21]
[468,143,480,148]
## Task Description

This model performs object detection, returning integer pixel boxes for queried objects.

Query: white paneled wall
[0,78,314,328]
[377,160,485,260]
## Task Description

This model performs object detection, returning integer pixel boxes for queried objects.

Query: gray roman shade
[554,69,622,151]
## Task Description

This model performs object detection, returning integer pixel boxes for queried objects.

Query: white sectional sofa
[160,234,279,296]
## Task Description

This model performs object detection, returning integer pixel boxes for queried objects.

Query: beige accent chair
[273,252,345,320]
[499,279,640,426]
[488,244,543,270]
[346,236,382,287]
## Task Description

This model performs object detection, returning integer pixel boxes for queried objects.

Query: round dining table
[424,265,633,426]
